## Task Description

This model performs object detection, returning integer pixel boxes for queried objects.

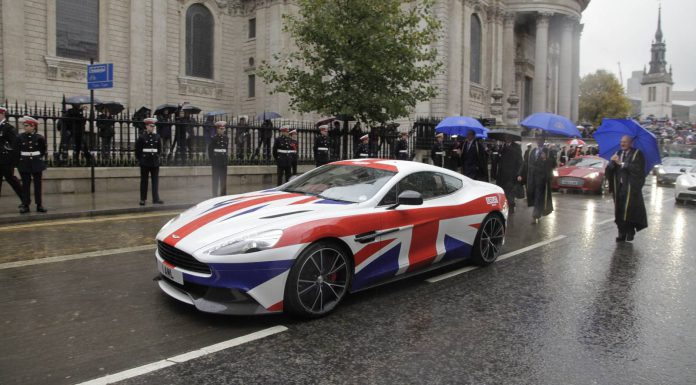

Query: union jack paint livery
[155,159,508,317]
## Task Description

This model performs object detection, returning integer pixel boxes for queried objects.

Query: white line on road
[426,235,567,284]
[597,217,615,225]
[76,326,288,385]
[0,245,155,270]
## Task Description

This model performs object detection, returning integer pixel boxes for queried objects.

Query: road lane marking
[76,326,288,385]
[0,211,182,231]
[0,245,156,270]
[597,217,615,225]
[426,235,567,284]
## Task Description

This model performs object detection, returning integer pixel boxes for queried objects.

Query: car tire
[470,213,505,266]
[284,240,352,318]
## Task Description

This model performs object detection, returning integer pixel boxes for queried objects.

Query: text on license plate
[560,178,583,186]
[158,259,184,285]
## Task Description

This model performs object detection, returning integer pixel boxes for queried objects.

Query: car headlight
[678,178,690,187]
[658,168,666,174]
[207,229,284,256]
[586,172,599,179]
[553,170,559,177]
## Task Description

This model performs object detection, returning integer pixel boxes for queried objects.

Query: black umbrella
[65,95,102,105]
[487,128,522,142]
[335,114,355,121]
[154,104,178,116]
[132,106,151,120]
[95,101,124,115]
[181,104,202,114]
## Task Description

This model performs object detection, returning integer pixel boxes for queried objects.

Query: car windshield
[567,157,605,168]
[281,165,397,203]
[663,158,696,168]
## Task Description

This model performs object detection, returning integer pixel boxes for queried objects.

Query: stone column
[129,0,147,108]
[151,0,168,107]
[1,0,26,100]
[533,12,552,113]
[447,0,463,115]
[571,23,583,122]
[558,16,576,118]
[502,12,516,120]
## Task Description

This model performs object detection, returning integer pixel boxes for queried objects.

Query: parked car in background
[655,157,696,185]
[552,156,608,194]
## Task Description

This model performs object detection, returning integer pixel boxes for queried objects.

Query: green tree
[579,70,632,127]
[258,0,442,126]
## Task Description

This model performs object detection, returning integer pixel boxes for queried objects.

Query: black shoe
[626,233,634,242]
[36,206,47,213]
[153,200,164,204]
[18,204,23,209]
[616,234,626,243]
[19,205,30,214]
[531,218,539,225]
[139,200,146,206]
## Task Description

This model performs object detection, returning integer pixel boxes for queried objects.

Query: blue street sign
[87,63,113,89]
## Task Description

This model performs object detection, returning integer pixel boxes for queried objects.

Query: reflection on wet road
[1,178,695,385]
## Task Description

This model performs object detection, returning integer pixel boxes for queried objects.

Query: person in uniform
[355,134,371,158]
[461,129,488,181]
[431,132,446,168]
[208,121,229,197]
[495,134,523,213]
[273,126,293,185]
[17,116,47,213]
[135,117,163,205]
[96,107,115,160]
[0,106,24,205]
[518,137,556,224]
[605,135,647,242]
[394,131,410,160]
[289,129,299,175]
[314,125,331,167]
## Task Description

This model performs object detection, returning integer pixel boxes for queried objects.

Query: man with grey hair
[605,135,647,242]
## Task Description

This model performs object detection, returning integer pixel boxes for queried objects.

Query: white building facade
[639,7,673,120]
[0,0,589,123]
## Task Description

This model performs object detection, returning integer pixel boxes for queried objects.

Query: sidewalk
[0,183,272,225]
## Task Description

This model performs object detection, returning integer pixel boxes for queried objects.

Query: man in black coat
[394,131,409,160]
[208,121,229,197]
[605,135,648,242]
[314,125,330,167]
[97,109,115,160]
[461,130,488,181]
[135,118,163,205]
[496,135,523,213]
[59,104,90,163]
[17,116,47,213]
[518,137,556,224]
[0,106,23,204]
[431,133,446,168]
[254,119,273,160]
[273,126,293,185]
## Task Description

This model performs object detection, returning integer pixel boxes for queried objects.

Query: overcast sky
[580,0,696,91]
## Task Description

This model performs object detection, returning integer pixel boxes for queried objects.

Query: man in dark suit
[518,137,556,224]
[496,135,523,213]
[460,130,488,181]
[605,135,647,242]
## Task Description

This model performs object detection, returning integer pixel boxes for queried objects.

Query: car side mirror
[387,190,423,210]
[680,168,687,173]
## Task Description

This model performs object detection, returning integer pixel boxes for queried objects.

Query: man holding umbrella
[605,135,647,242]
[518,137,555,224]
[461,130,488,181]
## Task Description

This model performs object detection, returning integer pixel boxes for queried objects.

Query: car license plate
[560,178,583,186]
[158,259,184,285]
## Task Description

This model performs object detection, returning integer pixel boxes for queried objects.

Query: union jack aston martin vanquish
[155,159,508,317]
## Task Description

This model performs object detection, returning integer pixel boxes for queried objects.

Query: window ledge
[178,76,224,98]
[45,56,88,83]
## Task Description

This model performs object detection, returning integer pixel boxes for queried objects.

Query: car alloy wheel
[471,214,505,265]
[285,241,352,317]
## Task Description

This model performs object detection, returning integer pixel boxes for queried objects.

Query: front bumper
[657,174,680,184]
[552,176,602,192]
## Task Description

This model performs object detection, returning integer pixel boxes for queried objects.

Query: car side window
[441,173,463,194]
[378,172,462,206]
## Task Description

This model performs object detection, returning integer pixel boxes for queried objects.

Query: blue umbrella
[255,111,282,121]
[205,110,228,117]
[435,116,488,138]
[593,119,660,176]
[520,112,581,137]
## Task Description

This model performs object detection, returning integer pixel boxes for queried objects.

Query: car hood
[556,166,603,178]
[662,165,693,174]
[677,173,696,186]
[156,190,364,253]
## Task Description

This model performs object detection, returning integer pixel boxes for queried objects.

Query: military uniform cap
[215,120,227,127]
[279,126,290,132]
[319,125,328,131]
[20,116,39,126]
[0,106,7,114]
[360,134,369,140]
[289,129,297,135]
[143,117,158,125]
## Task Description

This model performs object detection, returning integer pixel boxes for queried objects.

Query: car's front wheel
[284,240,352,318]
[471,214,505,266]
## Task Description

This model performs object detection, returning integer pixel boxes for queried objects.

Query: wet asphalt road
[1,177,695,385]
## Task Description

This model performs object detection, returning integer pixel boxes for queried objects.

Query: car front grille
[158,241,211,274]
[689,186,696,192]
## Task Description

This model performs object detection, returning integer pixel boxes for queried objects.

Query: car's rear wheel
[471,214,505,266]
[284,240,352,318]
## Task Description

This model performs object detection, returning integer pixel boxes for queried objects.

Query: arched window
[186,4,214,78]
[470,14,482,84]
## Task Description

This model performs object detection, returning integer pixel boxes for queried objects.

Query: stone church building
[0,0,589,124]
